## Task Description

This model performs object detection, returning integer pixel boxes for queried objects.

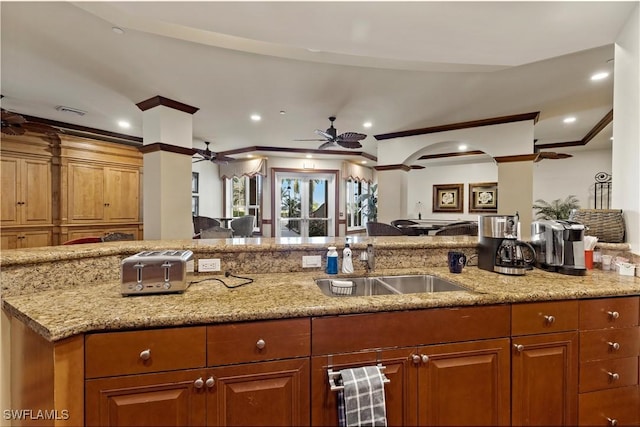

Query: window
[226,175,262,231]
[346,178,369,230]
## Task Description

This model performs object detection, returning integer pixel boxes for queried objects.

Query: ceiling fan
[192,141,234,164]
[534,151,573,162]
[295,116,366,149]
[1,108,61,138]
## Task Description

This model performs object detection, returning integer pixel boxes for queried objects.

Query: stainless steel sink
[315,274,468,297]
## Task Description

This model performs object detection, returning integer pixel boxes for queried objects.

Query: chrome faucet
[360,243,375,272]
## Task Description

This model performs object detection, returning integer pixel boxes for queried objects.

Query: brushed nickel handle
[194,377,204,389]
[608,372,620,381]
[607,417,618,426]
[514,344,525,352]
[421,354,429,363]
[544,315,556,324]
[206,376,215,388]
[256,339,266,350]
[139,349,151,361]
[607,311,620,319]
[608,342,620,351]
[412,354,421,364]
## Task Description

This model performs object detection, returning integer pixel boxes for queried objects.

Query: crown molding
[136,95,199,114]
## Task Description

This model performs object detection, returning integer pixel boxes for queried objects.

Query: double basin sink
[315,274,469,297]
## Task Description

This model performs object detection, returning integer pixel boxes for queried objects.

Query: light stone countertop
[3,265,639,342]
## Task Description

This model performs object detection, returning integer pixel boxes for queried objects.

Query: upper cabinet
[1,155,51,226]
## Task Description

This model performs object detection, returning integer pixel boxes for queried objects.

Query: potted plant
[358,183,378,222]
[533,195,580,220]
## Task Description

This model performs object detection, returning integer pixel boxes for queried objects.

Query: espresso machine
[478,214,536,276]
[531,219,587,276]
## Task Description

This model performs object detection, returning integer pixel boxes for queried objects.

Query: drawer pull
[256,339,266,350]
[206,376,215,388]
[412,354,421,364]
[194,377,204,389]
[607,418,618,426]
[514,344,525,352]
[139,349,151,361]
[607,342,620,351]
[543,315,556,324]
[607,372,620,381]
[607,311,620,320]
[421,354,429,363]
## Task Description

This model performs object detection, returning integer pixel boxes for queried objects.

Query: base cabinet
[1,228,52,249]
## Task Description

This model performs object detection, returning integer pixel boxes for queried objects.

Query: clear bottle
[326,246,338,274]
[342,240,354,274]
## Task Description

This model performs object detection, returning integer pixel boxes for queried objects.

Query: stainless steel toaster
[121,250,193,296]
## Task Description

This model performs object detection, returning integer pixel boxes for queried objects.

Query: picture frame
[192,172,199,194]
[192,195,199,216]
[432,183,464,213]
[469,182,498,213]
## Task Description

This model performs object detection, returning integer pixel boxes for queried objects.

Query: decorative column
[136,96,199,240]
[494,154,537,240]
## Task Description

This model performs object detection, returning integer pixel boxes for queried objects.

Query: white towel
[339,366,388,427]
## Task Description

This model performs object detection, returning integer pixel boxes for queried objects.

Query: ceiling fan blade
[534,152,573,162]
[337,140,363,149]
[314,129,333,140]
[192,158,207,163]
[1,124,26,136]
[293,138,326,141]
[318,141,337,150]
[337,132,367,142]
[1,109,26,124]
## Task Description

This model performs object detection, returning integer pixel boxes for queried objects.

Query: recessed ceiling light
[363,121,372,128]
[250,114,261,122]
[591,72,609,81]
[117,120,130,129]
[279,110,286,115]
[361,160,367,164]
[458,144,468,151]
[306,154,313,159]
[247,154,254,158]
[563,117,576,124]
[112,26,125,35]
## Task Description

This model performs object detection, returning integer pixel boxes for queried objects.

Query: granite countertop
[3,265,639,342]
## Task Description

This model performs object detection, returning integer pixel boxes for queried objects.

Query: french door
[275,172,335,238]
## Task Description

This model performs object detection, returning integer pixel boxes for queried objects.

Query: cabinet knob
[139,349,151,361]
[607,418,618,426]
[411,354,421,364]
[607,311,620,320]
[206,376,215,388]
[421,354,429,363]
[544,315,556,324]
[256,339,266,350]
[514,344,525,352]
[608,372,620,381]
[607,342,620,351]
[194,377,204,389]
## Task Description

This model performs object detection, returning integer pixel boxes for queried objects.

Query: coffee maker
[478,214,536,276]
[531,219,587,276]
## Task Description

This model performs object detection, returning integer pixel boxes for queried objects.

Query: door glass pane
[280,179,302,237]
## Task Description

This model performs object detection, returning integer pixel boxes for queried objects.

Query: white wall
[191,159,224,218]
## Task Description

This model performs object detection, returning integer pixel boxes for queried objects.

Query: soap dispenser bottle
[342,240,354,274]
[326,246,338,274]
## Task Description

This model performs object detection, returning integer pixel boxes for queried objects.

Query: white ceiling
[1,1,632,163]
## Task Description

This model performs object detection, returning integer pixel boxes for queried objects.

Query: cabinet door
[22,158,51,224]
[311,348,417,426]
[68,163,105,221]
[0,230,19,249]
[104,167,139,222]
[207,358,310,427]
[21,229,51,248]
[512,331,578,426]
[417,338,511,426]
[85,369,207,427]
[1,157,20,226]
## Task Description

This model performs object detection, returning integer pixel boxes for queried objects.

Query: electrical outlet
[302,255,322,268]
[198,258,221,272]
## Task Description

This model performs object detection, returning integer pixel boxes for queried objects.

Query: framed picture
[433,183,463,213]
[192,172,199,193]
[469,182,498,213]
[192,196,199,216]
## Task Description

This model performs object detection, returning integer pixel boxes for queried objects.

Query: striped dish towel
[339,366,388,427]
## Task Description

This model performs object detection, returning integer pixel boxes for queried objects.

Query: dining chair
[200,226,233,239]
[365,221,405,236]
[434,222,478,236]
[102,232,135,242]
[231,215,255,237]
[193,216,221,234]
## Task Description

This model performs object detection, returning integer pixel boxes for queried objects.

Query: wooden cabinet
[1,155,51,226]
[578,296,639,426]
[0,228,51,249]
[511,301,580,426]
[68,163,139,223]
[311,306,511,426]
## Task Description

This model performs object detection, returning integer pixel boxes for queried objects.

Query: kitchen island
[2,236,639,426]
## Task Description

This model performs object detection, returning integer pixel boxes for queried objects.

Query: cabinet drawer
[579,357,639,393]
[580,297,639,330]
[312,304,510,355]
[580,327,640,362]
[85,327,206,378]
[207,318,310,366]
[512,300,579,336]
[578,386,639,426]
